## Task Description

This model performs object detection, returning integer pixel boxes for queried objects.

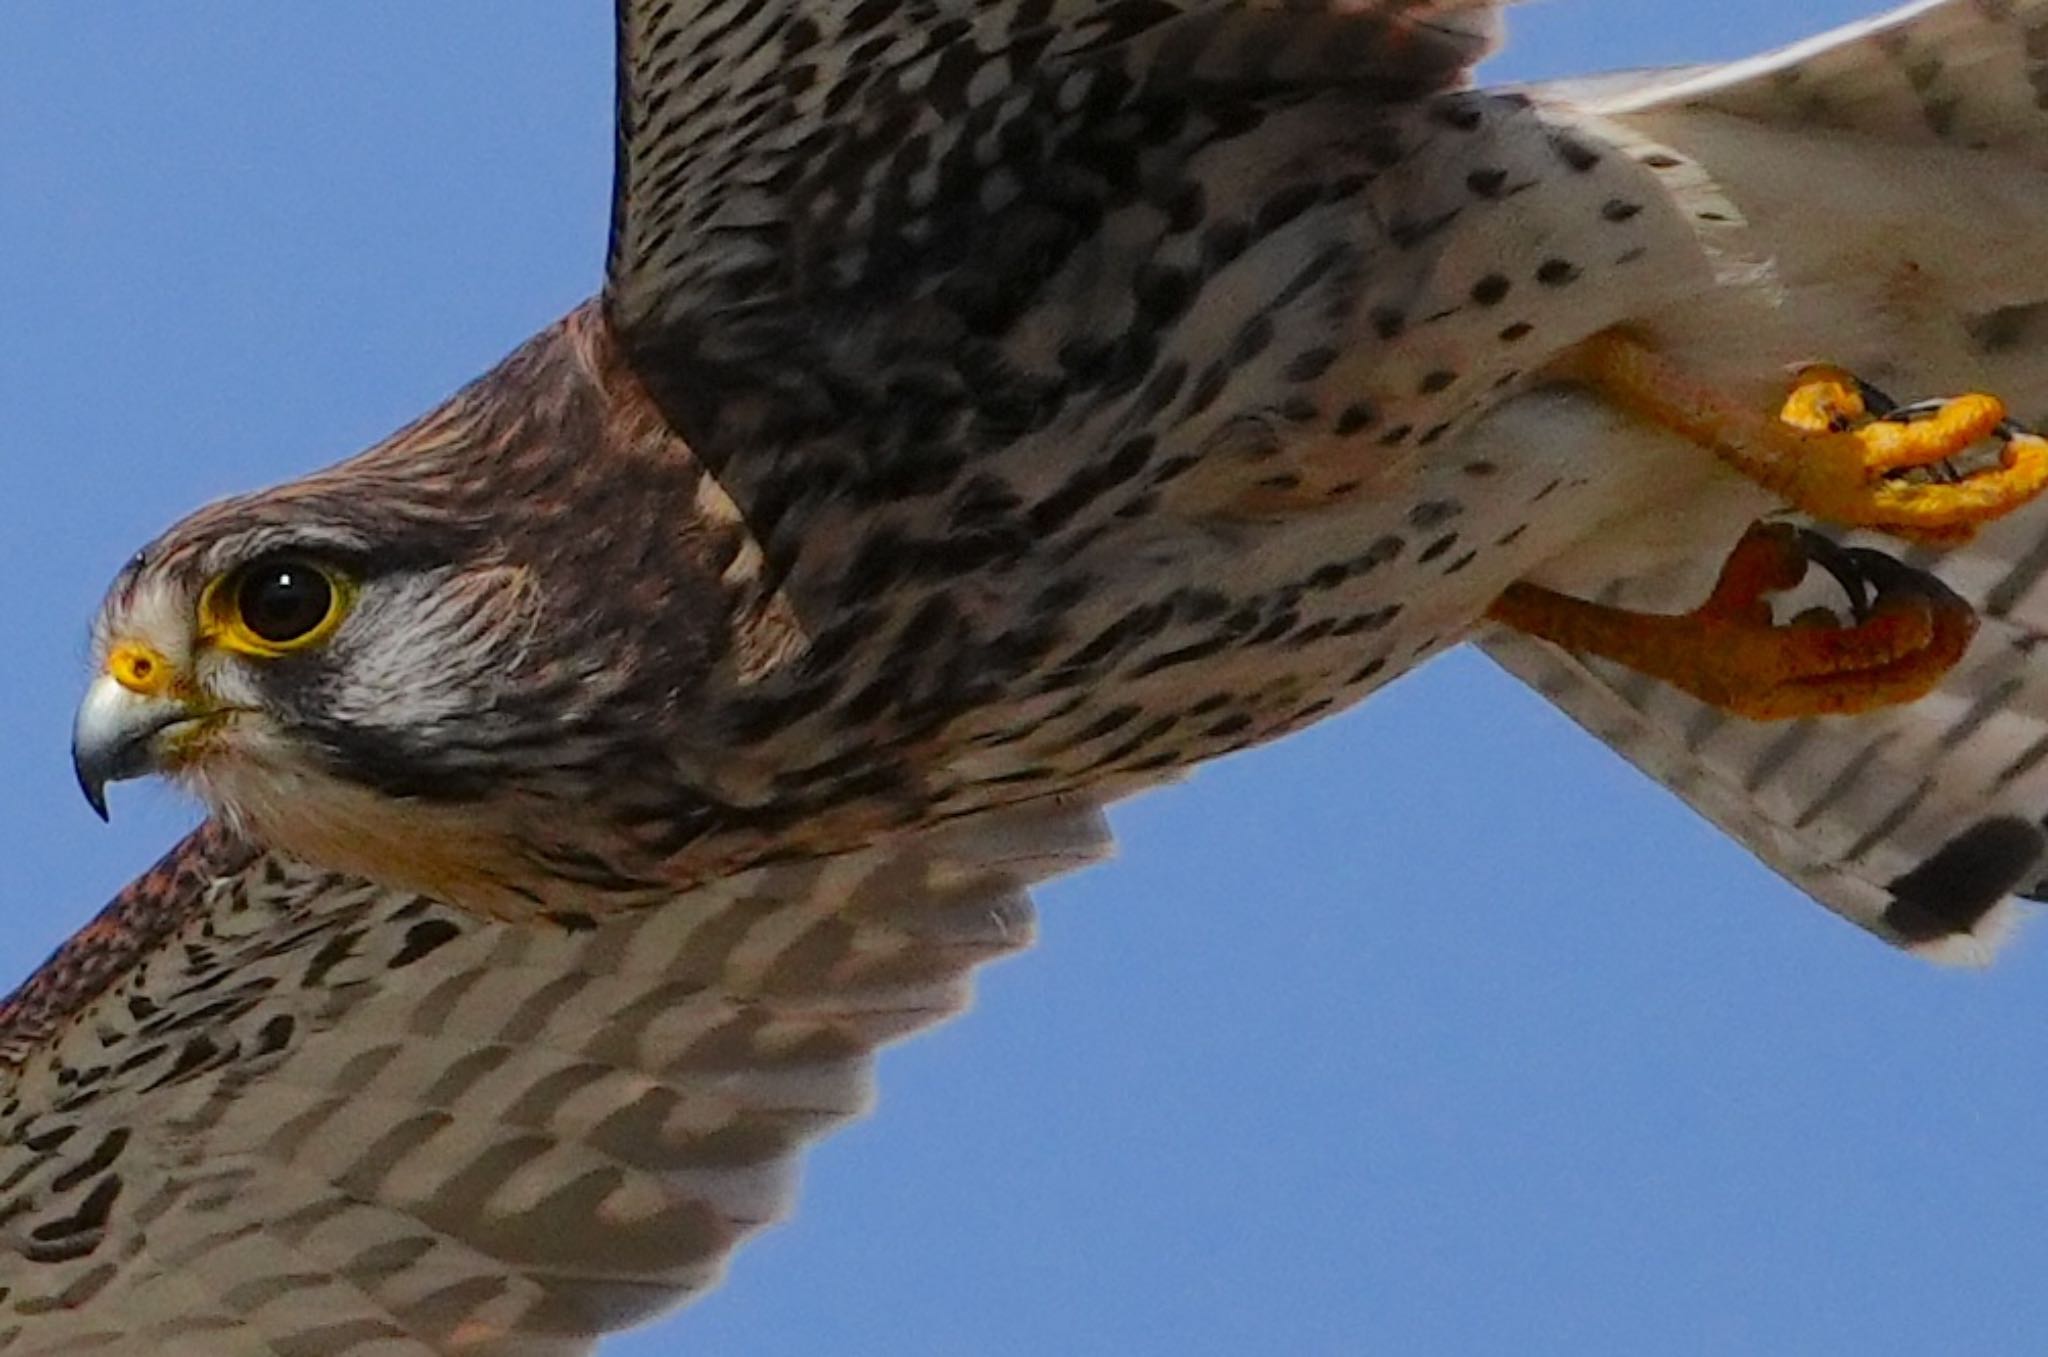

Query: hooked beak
[71,674,202,821]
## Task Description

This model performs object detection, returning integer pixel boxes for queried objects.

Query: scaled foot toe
[1486,521,1977,721]
[1558,332,2048,542]
[1777,364,2048,543]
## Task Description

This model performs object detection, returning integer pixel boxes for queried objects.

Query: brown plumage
[20,1,2048,1351]
[76,2,1530,923]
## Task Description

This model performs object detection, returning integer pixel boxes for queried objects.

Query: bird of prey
[11,1,2048,1352]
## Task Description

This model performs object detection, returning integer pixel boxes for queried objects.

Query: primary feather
[0,804,1108,1353]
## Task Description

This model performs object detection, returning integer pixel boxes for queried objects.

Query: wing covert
[603,0,1502,453]
[0,802,1110,1354]
[1570,0,2048,165]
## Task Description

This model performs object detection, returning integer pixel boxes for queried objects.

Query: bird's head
[69,482,565,906]
[68,308,809,918]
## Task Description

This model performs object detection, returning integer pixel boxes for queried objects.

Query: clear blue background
[6,6,2045,1355]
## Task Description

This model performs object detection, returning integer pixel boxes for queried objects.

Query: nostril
[108,643,172,697]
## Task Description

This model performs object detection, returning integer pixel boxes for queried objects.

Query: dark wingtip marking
[1884,817,2046,944]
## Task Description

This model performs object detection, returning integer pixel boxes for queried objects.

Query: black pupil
[238,562,333,644]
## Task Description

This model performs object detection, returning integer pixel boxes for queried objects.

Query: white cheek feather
[326,570,548,732]
[107,567,551,917]
[202,657,270,713]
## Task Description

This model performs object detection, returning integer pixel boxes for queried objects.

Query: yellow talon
[1778,365,2002,473]
[1554,332,2048,542]
[1487,522,1978,721]
[1777,364,1868,436]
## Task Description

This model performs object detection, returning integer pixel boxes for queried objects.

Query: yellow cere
[107,642,174,697]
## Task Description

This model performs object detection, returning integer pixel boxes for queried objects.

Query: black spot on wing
[389,917,465,968]
[1883,817,2046,943]
[27,1176,122,1259]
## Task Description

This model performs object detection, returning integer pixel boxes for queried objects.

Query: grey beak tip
[73,675,187,821]
[75,763,111,822]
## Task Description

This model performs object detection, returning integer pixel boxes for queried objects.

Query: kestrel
[11,2,2048,1352]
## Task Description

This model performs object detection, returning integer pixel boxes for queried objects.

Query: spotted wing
[0,803,1109,1354]
[602,0,1502,454]
[1482,0,2048,963]
[1482,558,2048,963]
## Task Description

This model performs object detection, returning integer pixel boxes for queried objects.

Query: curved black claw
[1794,527,1875,622]
[1789,530,1965,625]
[1870,401,2041,488]
[1855,378,1902,419]
[1840,545,1968,612]
[1876,397,1948,425]
[1866,397,2041,442]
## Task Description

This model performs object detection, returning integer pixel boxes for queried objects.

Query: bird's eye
[203,558,352,656]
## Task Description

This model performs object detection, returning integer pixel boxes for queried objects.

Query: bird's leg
[1485,522,1977,720]
[1494,333,2031,715]
[1553,331,2048,542]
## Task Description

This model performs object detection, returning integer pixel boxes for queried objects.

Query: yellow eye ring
[199,558,354,658]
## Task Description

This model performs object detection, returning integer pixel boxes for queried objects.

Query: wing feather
[0,800,1110,1354]
[1481,527,2048,964]
[1572,0,2048,164]
[603,0,1501,448]
[1487,0,2048,963]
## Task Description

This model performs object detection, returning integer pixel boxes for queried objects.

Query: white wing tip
[1906,899,2026,968]
[1885,817,2047,967]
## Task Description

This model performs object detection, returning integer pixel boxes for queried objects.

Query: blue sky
[6,5,2047,1355]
